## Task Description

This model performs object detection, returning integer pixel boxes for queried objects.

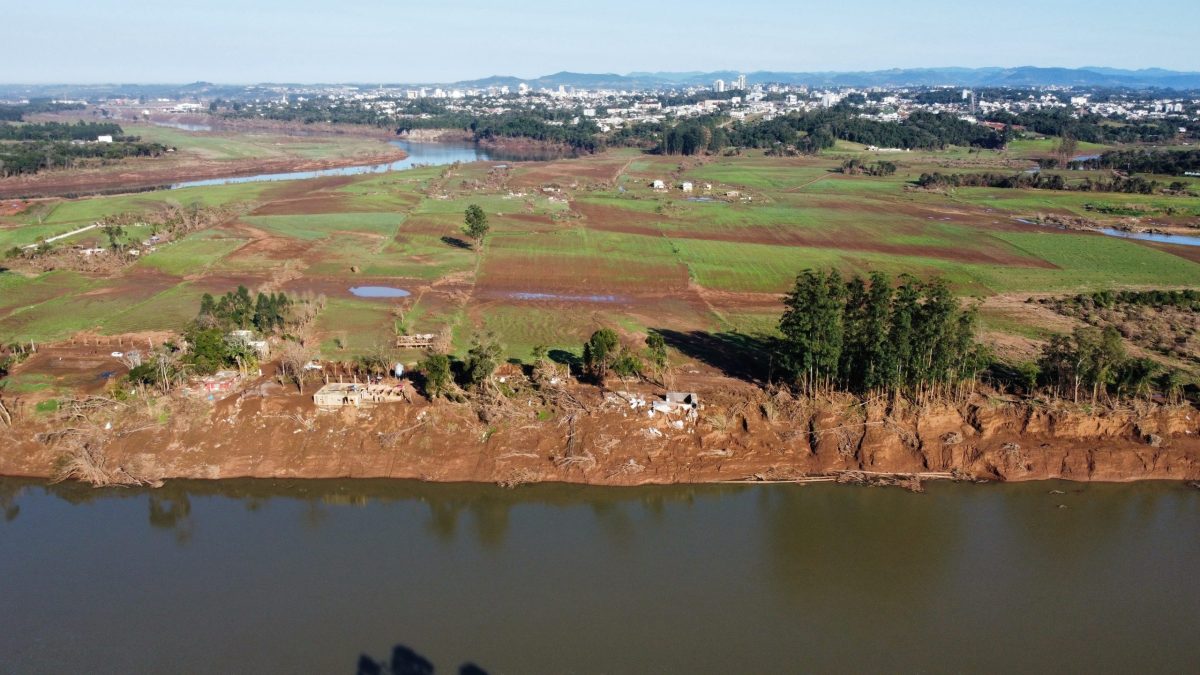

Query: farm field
[2,140,1199,374]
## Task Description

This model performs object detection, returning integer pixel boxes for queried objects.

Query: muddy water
[1,479,1197,673]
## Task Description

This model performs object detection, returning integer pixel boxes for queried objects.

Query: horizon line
[4,64,1200,88]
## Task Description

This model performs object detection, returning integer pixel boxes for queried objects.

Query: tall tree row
[778,271,989,395]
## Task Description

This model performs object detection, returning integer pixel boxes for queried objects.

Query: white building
[713,79,726,93]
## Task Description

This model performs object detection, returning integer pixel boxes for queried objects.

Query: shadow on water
[357,643,488,675]
[653,329,778,383]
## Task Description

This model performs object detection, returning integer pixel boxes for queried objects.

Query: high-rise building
[735,74,747,91]
[713,79,725,93]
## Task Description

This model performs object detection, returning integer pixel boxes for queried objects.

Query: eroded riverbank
[2,383,1196,486]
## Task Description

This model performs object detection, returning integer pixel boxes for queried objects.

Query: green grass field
[2,139,1199,364]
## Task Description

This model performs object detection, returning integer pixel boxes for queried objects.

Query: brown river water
[0,478,1197,673]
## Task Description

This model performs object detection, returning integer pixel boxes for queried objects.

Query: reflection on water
[1,478,1197,673]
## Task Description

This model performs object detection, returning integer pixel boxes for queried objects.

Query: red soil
[2,374,1196,486]
[572,200,1057,269]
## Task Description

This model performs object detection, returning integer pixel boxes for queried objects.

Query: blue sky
[5,0,1197,83]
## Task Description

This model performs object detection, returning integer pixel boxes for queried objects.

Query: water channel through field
[1,478,1197,673]
[170,140,569,189]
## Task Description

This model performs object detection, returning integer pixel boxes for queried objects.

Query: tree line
[1072,149,1200,176]
[0,121,125,141]
[777,271,988,395]
[840,158,896,176]
[775,270,1192,403]
[1034,326,1184,403]
[1042,288,1200,312]
[916,171,1171,195]
[0,100,85,122]
[0,140,168,177]
[985,109,1181,144]
[468,113,602,152]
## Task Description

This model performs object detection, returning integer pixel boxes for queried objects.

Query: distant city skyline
[5,0,1198,83]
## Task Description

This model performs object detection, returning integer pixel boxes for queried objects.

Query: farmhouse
[652,179,666,190]
[681,181,694,192]
[228,330,270,358]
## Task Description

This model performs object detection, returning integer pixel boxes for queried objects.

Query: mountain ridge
[445,66,1200,89]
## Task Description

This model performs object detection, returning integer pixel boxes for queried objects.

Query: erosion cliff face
[1,389,1197,485]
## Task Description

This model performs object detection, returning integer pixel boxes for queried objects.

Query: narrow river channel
[1,478,1197,673]
[170,140,570,189]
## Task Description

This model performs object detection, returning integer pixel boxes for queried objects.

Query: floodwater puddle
[507,291,621,303]
[1095,228,1200,247]
[349,286,411,298]
[153,122,213,132]
[1013,217,1200,247]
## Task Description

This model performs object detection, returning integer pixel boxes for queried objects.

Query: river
[1,478,1197,673]
[171,140,569,189]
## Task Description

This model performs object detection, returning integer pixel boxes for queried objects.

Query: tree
[582,328,620,381]
[462,204,489,247]
[1116,357,1158,400]
[1057,134,1079,164]
[463,332,502,388]
[420,353,453,399]
[778,269,845,392]
[776,270,988,396]
[1037,326,1127,402]
[102,224,126,252]
[277,342,316,393]
[645,332,668,379]
[183,326,230,375]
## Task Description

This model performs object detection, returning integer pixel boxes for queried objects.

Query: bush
[582,329,620,380]
[420,353,452,399]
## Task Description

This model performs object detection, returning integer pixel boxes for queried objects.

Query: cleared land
[2,136,1199,381]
